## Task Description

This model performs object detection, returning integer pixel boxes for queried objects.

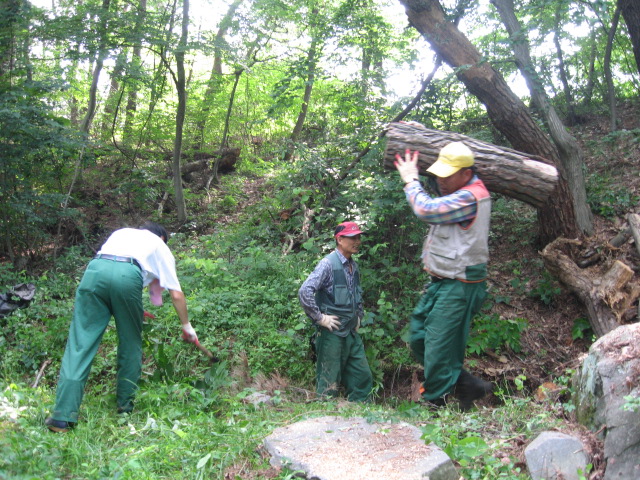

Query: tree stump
[382,121,558,208]
[540,237,640,337]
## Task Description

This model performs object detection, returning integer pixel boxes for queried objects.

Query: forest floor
[222,101,640,478]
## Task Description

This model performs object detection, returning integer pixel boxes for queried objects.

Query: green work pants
[409,279,487,401]
[51,258,143,422]
[314,328,372,402]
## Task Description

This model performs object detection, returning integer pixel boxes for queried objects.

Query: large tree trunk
[398,0,579,245]
[491,0,593,235]
[619,0,640,75]
[383,122,557,208]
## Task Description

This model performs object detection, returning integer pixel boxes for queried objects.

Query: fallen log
[540,237,640,337]
[383,121,558,208]
[182,147,240,176]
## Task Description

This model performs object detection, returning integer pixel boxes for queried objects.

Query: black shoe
[117,400,134,414]
[45,417,75,433]
[420,395,448,409]
[453,369,493,411]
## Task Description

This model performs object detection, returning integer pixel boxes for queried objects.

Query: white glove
[394,150,420,184]
[317,314,340,331]
[181,322,198,344]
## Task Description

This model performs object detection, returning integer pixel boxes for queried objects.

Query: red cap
[335,221,363,238]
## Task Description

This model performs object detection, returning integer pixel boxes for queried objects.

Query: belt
[94,254,141,269]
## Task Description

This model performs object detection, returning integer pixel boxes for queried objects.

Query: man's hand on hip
[318,314,340,331]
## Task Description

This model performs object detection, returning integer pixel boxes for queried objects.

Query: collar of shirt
[335,249,356,274]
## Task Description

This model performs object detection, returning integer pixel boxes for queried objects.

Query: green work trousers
[409,278,487,401]
[314,328,372,402]
[51,258,143,422]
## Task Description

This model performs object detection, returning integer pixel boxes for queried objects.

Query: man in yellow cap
[394,142,493,411]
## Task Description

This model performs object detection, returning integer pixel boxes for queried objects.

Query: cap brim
[426,160,460,178]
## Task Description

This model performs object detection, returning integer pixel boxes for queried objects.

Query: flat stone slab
[263,415,457,480]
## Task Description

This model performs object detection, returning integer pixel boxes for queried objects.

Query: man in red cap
[298,221,373,402]
[395,143,494,411]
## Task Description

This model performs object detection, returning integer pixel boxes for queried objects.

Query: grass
[0,219,581,479]
[0,161,598,479]
[0,376,571,480]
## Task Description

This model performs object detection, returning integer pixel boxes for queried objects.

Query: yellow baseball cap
[426,142,474,178]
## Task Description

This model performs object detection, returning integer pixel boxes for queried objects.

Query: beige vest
[422,179,491,282]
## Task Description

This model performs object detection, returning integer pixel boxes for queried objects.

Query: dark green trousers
[409,279,487,401]
[314,328,372,402]
[51,258,143,422]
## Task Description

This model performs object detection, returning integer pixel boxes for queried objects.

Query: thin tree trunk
[0,0,20,77]
[172,0,189,223]
[55,0,111,259]
[605,5,621,132]
[283,7,322,162]
[491,0,593,236]
[398,0,579,244]
[582,29,598,107]
[123,0,147,143]
[210,69,242,186]
[101,50,126,141]
[194,0,244,150]
[553,5,576,125]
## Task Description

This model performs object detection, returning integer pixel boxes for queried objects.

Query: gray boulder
[524,431,589,480]
[573,323,640,479]
[263,415,457,480]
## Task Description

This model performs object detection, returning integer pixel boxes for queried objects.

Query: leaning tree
[397,0,587,245]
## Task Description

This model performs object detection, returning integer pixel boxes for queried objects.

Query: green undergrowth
[0,165,576,479]
[1,378,571,480]
[0,227,575,479]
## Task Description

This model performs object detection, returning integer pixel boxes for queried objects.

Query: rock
[524,431,589,480]
[263,415,457,480]
[243,392,273,406]
[573,323,640,479]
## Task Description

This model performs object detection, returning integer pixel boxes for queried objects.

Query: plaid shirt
[403,176,479,224]
[298,249,362,323]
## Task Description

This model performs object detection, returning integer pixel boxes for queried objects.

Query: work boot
[422,396,447,410]
[117,401,134,414]
[45,417,75,433]
[418,385,448,409]
[453,369,493,411]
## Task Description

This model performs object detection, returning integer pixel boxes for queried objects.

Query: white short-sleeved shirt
[97,228,182,292]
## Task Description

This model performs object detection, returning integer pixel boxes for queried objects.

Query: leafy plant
[622,394,640,413]
[529,271,561,305]
[587,172,639,218]
[467,313,528,355]
[572,317,593,341]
